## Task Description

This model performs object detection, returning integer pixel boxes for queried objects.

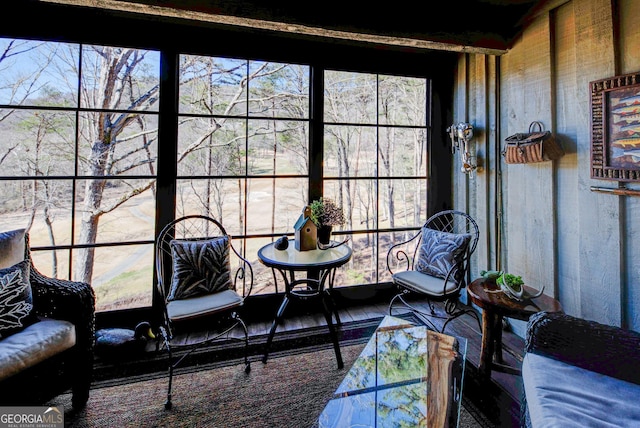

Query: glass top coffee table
[318,315,467,428]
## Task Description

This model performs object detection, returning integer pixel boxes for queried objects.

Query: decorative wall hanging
[590,71,640,182]
[447,122,476,174]
[503,121,564,164]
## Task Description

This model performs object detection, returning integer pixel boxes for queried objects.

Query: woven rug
[50,343,491,427]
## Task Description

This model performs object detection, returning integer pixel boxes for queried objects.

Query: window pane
[248,61,309,119]
[0,38,79,107]
[248,119,309,175]
[74,178,156,245]
[88,244,154,312]
[379,127,426,177]
[177,117,246,176]
[378,75,427,126]
[77,112,158,176]
[378,179,427,229]
[324,71,376,124]
[324,179,377,232]
[332,232,377,287]
[246,178,308,235]
[0,110,76,176]
[31,248,71,281]
[176,178,246,236]
[324,125,376,178]
[0,179,74,246]
[179,56,247,116]
[81,46,160,112]
[247,237,279,295]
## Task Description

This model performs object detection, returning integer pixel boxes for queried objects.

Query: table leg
[262,295,290,364]
[493,315,504,365]
[324,269,342,326]
[321,294,343,369]
[478,309,497,382]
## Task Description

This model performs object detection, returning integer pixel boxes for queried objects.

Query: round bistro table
[258,239,352,369]
[467,277,563,382]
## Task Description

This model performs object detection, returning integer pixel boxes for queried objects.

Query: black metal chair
[155,215,253,410]
[387,209,480,333]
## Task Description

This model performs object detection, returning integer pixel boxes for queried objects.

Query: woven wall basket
[503,121,564,164]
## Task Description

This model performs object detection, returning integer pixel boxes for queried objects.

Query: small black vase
[317,225,332,245]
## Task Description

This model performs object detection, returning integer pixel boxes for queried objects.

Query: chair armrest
[29,266,96,352]
[386,230,422,275]
[525,311,640,385]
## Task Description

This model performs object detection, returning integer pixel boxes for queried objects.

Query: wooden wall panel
[472,55,489,275]
[554,1,581,316]
[452,56,469,214]
[501,16,556,294]
[574,0,621,325]
[620,0,640,73]
[618,0,640,330]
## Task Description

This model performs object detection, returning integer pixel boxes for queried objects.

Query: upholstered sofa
[0,229,95,409]
[521,311,640,427]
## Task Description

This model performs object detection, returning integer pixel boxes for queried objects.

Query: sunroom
[1,1,639,427]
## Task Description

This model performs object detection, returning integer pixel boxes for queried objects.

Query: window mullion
[309,65,324,202]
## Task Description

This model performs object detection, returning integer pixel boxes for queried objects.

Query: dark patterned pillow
[0,260,35,339]
[167,237,232,301]
[415,227,472,282]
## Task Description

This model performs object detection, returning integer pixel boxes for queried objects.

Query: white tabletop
[258,238,352,270]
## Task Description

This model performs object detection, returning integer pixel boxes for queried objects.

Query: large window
[323,71,429,287]
[0,37,431,312]
[0,39,160,312]
[177,55,310,295]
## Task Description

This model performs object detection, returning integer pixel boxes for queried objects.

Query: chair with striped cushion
[155,215,253,409]
[386,210,480,333]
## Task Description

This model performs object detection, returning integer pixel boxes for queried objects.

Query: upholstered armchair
[0,229,96,409]
[521,311,640,427]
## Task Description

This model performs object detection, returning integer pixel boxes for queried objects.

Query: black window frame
[0,3,456,326]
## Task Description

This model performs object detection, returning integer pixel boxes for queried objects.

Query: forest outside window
[0,36,432,313]
[323,71,429,288]
[0,38,160,312]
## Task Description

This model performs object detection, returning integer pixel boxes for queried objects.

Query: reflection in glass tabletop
[318,316,467,428]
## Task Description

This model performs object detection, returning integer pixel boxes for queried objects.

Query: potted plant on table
[309,198,345,245]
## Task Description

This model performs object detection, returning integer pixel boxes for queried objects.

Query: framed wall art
[590,71,640,182]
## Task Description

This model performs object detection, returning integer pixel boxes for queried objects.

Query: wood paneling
[574,0,620,325]
[456,0,639,331]
[619,0,640,332]
[554,1,582,316]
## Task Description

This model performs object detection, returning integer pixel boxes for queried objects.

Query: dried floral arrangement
[309,198,345,227]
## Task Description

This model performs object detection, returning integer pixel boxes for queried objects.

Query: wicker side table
[467,277,563,382]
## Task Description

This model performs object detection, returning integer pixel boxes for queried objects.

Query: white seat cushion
[167,289,243,321]
[523,352,640,428]
[392,271,459,297]
[0,318,76,381]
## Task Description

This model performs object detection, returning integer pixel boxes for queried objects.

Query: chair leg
[440,298,482,334]
[156,326,175,410]
[236,315,251,374]
[388,291,403,315]
[390,291,440,332]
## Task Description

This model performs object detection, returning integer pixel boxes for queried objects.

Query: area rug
[51,344,490,427]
